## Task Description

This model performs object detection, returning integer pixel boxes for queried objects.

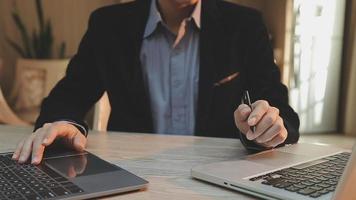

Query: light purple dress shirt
[140,0,201,135]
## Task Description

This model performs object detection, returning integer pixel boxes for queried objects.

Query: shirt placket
[169,21,189,132]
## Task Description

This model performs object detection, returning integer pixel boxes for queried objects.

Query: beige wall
[0,0,121,96]
[231,0,288,51]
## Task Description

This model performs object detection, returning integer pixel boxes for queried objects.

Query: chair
[1,81,109,128]
[93,92,111,132]
[0,85,29,126]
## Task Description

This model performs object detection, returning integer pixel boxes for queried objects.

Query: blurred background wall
[341,0,356,136]
[0,0,123,96]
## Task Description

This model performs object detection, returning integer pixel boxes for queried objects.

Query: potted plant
[6,0,69,123]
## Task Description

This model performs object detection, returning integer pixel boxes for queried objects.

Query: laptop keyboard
[0,153,84,200]
[249,152,350,198]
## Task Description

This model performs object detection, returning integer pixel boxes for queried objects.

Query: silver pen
[241,90,256,132]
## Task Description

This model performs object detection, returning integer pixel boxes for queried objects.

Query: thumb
[234,104,252,135]
[71,133,87,152]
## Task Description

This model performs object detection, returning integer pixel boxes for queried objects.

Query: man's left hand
[234,100,288,148]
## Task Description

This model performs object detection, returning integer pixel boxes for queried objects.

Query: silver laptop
[191,142,356,200]
[0,142,148,200]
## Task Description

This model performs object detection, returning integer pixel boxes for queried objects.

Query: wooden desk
[0,125,354,200]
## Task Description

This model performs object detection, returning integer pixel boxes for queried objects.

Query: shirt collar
[143,0,201,38]
[191,0,201,29]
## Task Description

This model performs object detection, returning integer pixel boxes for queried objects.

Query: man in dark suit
[13,0,299,165]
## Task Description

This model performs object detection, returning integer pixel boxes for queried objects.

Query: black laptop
[0,142,148,200]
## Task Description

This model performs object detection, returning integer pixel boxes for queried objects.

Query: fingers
[12,139,25,160]
[235,99,288,148]
[18,134,36,163]
[235,104,251,122]
[14,125,48,164]
[262,129,288,148]
[234,98,288,148]
[13,121,85,165]
[248,100,269,126]
[246,107,279,140]
[31,135,45,164]
[31,125,50,165]
[234,104,252,134]
[42,122,78,147]
[71,133,87,152]
[255,118,284,143]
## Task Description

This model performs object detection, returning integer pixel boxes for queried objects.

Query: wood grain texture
[0,125,354,199]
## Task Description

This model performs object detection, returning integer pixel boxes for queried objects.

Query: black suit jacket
[35,0,300,148]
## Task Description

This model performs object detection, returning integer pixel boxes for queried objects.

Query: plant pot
[10,58,69,123]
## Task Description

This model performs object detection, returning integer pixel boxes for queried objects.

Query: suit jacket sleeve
[34,11,105,134]
[239,12,300,151]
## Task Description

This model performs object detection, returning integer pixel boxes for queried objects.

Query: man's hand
[234,100,287,148]
[12,121,87,165]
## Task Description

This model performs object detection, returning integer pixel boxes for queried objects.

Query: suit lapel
[195,0,225,134]
[131,0,154,131]
[113,0,154,131]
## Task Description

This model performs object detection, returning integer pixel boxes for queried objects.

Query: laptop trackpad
[44,152,120,179]
[245,150,309,167]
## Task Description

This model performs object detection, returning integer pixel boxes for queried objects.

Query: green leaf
[32,30,39,58]
[58,42,66,58]
[11,12,33,58]
[44,20,53,58]
[9,0,58,59]
[38,30,45,58]
[5,37,26,57]
[35,0,44,32]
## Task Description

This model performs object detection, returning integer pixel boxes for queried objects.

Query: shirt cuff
[57,119,88,137]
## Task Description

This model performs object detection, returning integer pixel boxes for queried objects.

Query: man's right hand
[12,121,87,165]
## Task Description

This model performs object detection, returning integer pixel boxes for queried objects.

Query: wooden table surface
[0,125,354,200]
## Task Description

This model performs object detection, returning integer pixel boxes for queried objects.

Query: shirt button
[174,117,181,122]
[173,46,183,54]
[173,80,181,87]
[176,45,182,51]
[172,50,179,56]
[171,65,179,73]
